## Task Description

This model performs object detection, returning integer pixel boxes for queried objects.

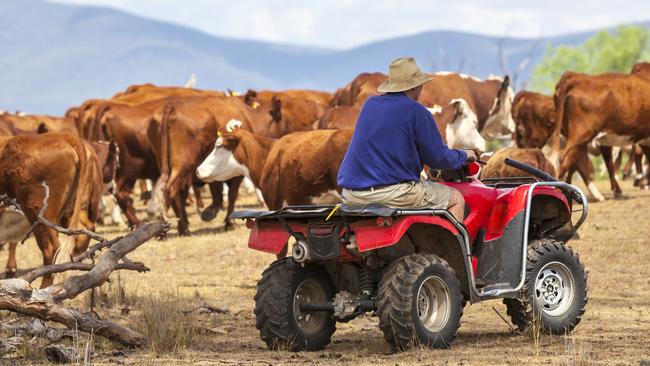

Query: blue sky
[51,0,650,49]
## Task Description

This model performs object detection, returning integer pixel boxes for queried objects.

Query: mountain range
[0,0,642,114]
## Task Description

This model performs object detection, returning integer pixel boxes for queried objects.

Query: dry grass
[2,180,650,365]
[136,291,200,356]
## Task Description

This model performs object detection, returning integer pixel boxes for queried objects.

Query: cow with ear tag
[197,123,352,210]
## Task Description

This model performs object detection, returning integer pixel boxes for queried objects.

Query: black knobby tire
[254,258,336,351]
[504,238,588,334]
[376,253,463,350]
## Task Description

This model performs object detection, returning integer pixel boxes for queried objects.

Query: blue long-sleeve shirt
[337,93,467,190]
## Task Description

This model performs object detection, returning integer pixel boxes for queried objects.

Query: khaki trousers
[342,181,451,210]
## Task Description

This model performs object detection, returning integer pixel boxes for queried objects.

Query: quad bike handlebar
[504,158,556,182]
[504,158,583,204]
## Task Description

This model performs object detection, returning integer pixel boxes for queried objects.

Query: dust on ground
[1,179,649,365]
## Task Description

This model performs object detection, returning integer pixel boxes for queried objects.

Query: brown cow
[330,72,387,107]
[512,90,634,200]
[146,96,256,233]
[244,89,332,107]
[535,65,650,199]
[196,127,352,210]
[0,113,77,135]
[317,105,361,130]
[0,133,99,287]
[243,92,326,133]
[94,99,171,228]
[331,71,515,138]
[78,85,221,140]
[480,147,556,179]
[552,63,650,189]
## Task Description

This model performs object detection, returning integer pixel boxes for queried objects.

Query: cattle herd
[1,64,650,288]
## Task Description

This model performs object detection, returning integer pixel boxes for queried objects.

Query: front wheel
[254,258,336,351]
[376,253,463,350]
[504,239,588,334]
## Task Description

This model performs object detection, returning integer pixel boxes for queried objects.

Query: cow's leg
[114,175,139,229]
[640,145,650,190]
[193,182,205,210]
[600,146,622,198]
[633,145,645,188]
[201,181,224,222]
[73,211,95,258]
[139,179,152,202]
[5,242,17,278]
[566,166,576,184]
[571,146,605,202]
[34,226,60,288]
[622,146,636,180]
[169,186,191,236]
[224,176,244,230]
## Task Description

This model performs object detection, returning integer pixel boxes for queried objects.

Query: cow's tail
[147,103,174,219]
[54,135,90,265]
[549,87,570,174]
[92,103,112,141]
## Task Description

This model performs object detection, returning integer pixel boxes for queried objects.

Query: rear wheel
[504,239,588,334]
[376,253,463,350]
[254,258,336,351]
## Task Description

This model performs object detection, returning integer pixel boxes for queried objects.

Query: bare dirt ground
[2,179,650,365]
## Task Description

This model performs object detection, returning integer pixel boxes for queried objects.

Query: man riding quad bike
[230,58,588,351]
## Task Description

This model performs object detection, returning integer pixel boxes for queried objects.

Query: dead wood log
[0,221,169,347]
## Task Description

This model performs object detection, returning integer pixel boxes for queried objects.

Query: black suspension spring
[359,265,378,298]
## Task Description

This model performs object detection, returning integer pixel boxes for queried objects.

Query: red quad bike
[231,159,589,351]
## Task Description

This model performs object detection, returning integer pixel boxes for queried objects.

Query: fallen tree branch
[22,261,149,284]
[73,236,122,262]
[0,221,169,347]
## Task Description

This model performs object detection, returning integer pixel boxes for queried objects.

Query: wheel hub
[416,276,450,333]
[534,262,575,316]
[293,279,328,334]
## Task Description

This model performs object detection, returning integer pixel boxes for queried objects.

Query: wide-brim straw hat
[377,57,433,93]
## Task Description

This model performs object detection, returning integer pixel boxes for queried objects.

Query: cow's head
[243,89,259,106]
[196,120,249,183]
[445,99,486,152]
[482,75,516,138]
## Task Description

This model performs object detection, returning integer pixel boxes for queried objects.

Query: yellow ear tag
[325,204,340,221]
[217,131,222,137]
[252,101,260,110]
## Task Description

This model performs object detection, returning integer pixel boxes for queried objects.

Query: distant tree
[530,26,650,93]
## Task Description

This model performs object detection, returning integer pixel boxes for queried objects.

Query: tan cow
[480,147,556,179]
[0,133,101,287]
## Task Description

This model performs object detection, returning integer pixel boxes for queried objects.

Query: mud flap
[472,211,525,290]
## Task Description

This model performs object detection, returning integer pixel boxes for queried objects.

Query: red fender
[351,216,458,252]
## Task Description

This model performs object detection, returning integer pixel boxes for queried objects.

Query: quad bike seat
[230,203,447,221]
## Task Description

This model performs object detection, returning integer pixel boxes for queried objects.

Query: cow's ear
[501,75,511,89]
[36,123,48,134]
[244,89,257,105]
[270,96,282,122]
[108,140,118,156]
